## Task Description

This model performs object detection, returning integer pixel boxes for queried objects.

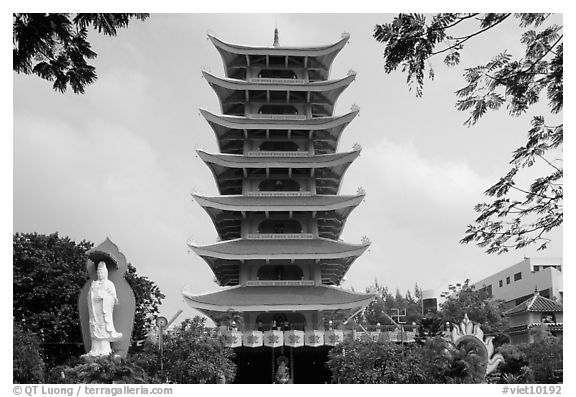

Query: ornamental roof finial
[273,27,280,47]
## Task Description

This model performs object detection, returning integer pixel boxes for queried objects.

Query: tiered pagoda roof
[199,108,358,155]
[184,32,374,326]
[183,285,374,312]
[197,149,359,195]
[208,33,350,80]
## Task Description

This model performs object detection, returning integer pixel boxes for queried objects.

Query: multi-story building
[182,30,374,383]
[472,257,563,311]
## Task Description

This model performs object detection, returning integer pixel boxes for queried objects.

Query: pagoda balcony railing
[246,233,314,240]
[248,114,307,121]
[246,150,310,157]
[248,77,306,84]
[245,191,313,197]
[246,280,315,287]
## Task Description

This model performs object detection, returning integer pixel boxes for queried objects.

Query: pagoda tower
[183,30,374,383]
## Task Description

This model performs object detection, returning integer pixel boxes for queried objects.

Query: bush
[13,324,45,383]
[47,355,159,384]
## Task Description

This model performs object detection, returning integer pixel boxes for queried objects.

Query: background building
[472,257,563,311]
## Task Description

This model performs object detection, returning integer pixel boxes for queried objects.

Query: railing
[246,280,315,287]
[246,191,312,197]
[248,78,306,84]
[248,114,307,121]
[246,151,309,157]
[246,233,314,240]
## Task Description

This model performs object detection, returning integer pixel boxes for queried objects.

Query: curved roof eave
[182,284,374,312]
[197,149,360,169]
[203,70,356,92]
[193,193,364,212]
[187,238,370,260]
[199,108,359,130]
[208,33,349,57]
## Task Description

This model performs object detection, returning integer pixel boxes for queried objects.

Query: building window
[499,280,503,287]
[514,272,522,281]
[506,276,510,285]
[533,266,540,272]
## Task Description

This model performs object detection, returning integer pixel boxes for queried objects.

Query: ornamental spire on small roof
[273,28,280,47]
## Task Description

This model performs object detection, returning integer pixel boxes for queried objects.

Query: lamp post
[155,316,168,374]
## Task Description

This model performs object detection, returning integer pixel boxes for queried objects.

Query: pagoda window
[257,265,304,281]
[255,312,306,331]
[258,178,300,192]
[258,219,302,234]
[259,141,300,151]
[258,104,298,115]
[258,69,298,79]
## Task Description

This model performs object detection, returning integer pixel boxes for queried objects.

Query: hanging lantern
[263,330,284,348]
[242,330,263,348]
[343,329,355,343]
[305,330,324,347]
[284,330,305,348]
[222,331,242,348]
[324,330,343,346]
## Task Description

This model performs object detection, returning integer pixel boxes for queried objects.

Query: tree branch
[430,14,512,58]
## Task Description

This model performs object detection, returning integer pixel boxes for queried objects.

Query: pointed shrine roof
[504,292,564,316]
[188,237,369,260]
[183,284,374,312]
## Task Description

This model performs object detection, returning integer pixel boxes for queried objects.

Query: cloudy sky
[13,13,563,320]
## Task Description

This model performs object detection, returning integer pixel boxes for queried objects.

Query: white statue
[84,262,122,357]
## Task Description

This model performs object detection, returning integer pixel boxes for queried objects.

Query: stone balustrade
[246,150,309,157]
[245,191,312,197]
[246,233,314,240]
[248,78,306,84]
[245,280,315,287]
[248,114,307,121]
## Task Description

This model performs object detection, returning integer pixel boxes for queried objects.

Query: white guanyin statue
[84,261,123,357]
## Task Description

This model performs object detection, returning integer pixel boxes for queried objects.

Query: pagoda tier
[208,33,350,81]
[192,193,364,240]
[182,285,374,313]
[202,71,355,117]
[199,108,358,155]
[189,237,369,260]
[197,149,359,195]
[192,256,360,287]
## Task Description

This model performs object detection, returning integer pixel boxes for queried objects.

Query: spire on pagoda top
[273,27,280,47]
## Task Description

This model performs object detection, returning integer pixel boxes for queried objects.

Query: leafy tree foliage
[13,13,148,93]
[374,14,563,254]
[13,323,45,384]
[47,356,158,384]
[13,232,164,366]
[359,281,423,326]
[438,279,507,334]
[327,336,486,384]
[126,263,166,346]
[133,317,237,384]
[493,328,562,384]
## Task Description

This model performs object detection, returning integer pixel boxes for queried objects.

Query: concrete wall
[472,258,563,304]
